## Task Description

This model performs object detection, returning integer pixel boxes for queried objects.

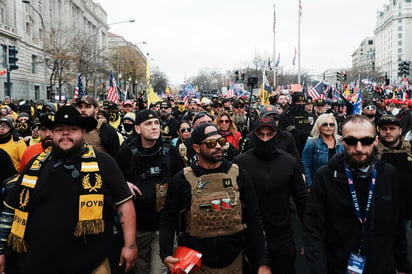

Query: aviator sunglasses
[342,136,375,146]
[200,137,227,148]
[180,127,191,133]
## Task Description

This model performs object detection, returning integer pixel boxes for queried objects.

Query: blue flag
[352,91,363,114]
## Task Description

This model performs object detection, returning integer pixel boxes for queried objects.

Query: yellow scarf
[8,145,105,253]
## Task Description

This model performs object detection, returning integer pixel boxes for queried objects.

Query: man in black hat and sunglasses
[304,114,410,274]
[160,123,270,273]
[0,105,137,273]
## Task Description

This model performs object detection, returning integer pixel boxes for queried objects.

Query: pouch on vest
[155,183,168,213]
[184,164,245,238]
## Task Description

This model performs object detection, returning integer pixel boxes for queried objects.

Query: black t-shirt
[6,150,132,274]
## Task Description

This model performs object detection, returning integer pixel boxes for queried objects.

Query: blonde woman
[214,111,242,149]
[302,113,344,188]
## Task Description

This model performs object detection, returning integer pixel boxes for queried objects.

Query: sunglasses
[160,106,169,110]
[180,127,191,133]
[219,119,230,124]
[234,105,244,109]
[200,137,226,148]
[321,123,335,127]
[363,105,376,111]
[342,136,375,146]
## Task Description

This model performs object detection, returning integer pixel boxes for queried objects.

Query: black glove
[239,137,253,152]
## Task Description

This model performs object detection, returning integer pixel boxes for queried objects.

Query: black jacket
[303,153,410,274]
[159,160,267,268]
[234,148,307,256]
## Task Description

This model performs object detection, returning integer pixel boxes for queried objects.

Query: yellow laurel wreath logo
[19,189,30,209]
[82,173,103,192]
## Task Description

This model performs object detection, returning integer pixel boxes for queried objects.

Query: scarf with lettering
[8,145,104,253]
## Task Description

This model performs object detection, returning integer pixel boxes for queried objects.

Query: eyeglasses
[160,106,169,110]
[0,124,10,129]
[363,105,377,111]
[200,137,226,148]
[180,127,191,133]
[234,105,244,109]
[342,136,375,146]
[321,123,335,127]
[219,119,230,124]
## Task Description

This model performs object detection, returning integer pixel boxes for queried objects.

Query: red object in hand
[171,246,202,274]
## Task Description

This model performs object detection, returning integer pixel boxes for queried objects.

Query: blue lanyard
[344,167,377,225]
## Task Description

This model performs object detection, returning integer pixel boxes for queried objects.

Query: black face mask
[16,122,29,132]
[291,104,306,115]
[252,132,276,160]
[123,123,134,132]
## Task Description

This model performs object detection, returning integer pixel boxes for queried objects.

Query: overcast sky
[96,0,387,85]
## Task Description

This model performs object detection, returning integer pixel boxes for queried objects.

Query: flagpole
[298,0,302,85]
[273,4,276,91]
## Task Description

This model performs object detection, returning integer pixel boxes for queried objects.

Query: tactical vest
[128,139,172,212]
[85,119,106,152]
[184,164,245,238]
[376,141,412,160]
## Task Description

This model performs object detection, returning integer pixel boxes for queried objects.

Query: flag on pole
[308,82,327,100]
[352,91,363,114]
[292,47,297,66]
[107,70,119,103]
[273,5,276,33]
[74,73,85,101]
[275,53,280,67]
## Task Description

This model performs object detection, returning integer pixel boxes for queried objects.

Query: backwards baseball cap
[253,117,277,131]
[190,123,219,145]
[135,109,159,125]
[377,114,401,127]
[77,96,98,108]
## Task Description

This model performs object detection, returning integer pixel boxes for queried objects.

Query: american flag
[107,70,119,103]
[308,82,327,100]
[74,73,85,101]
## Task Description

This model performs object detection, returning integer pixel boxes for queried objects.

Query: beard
[202,148,224,163]
[51,138,84,160]
[41,137,53,149]
[232,114,245,125]
[345,148,376,169]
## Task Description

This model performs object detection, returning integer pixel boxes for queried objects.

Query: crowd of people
[0,88,411,273]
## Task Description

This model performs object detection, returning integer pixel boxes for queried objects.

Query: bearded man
[303,114,411,274]
[0,105,137,274]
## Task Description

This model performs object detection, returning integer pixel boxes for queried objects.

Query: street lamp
[93,19,135,98]
[22,0,48,100]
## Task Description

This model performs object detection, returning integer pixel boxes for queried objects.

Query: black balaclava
[252,132,277,160]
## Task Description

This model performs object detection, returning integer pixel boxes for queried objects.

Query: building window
[398,41,402,46]
[406,0,411,3]
[32,55,37,73]
[399,33,402,38]
[368,40,373,45]
[0,7,4,24]
[398,25,402,31]
[398,48,402,53]
[34,86,40,100]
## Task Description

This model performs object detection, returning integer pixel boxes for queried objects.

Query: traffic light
[234,71,239,81]
[342,71,347,81]
[240,71,245,81]
[336,72,341,81]
[8,45,18,71]
[403,61,410,76]
[398,62,404,76]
